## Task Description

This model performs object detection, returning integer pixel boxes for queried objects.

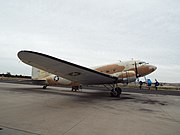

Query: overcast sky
[0,0,180,83]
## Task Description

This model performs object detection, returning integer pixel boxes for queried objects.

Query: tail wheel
[43,85,47,89]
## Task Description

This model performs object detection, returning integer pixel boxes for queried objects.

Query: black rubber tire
[110,87,122,97]
[43,85,47,89]
[116,87,122,95]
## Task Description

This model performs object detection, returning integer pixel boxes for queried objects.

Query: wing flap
[18,51,117,85]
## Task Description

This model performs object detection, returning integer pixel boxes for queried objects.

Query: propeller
[134,61,139,78]
[134,61,148,84]
[134,61,141,83]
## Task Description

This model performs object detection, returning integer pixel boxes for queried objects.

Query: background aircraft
[18,50,157,97]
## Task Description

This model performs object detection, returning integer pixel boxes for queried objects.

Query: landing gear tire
[43,85,47,89]
[110,87,122,97]
[72,86,79,92]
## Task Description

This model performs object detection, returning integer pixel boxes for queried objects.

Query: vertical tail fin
[32,67,51,80]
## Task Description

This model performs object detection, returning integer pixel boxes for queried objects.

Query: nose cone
[148,65,157,72]
[137,64,157,77]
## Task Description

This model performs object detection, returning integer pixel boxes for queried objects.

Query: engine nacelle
[112,71,136,83]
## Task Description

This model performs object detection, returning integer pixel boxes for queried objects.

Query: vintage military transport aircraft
[18,50,157,97]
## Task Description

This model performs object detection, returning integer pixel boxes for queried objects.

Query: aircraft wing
[18,50,118,85]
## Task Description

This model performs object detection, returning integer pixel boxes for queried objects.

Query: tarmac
[0,82,180,135]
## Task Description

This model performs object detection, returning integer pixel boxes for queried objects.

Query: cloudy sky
[0,0,180,83]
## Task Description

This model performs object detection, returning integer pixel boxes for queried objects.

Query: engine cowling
[112,71,136,83]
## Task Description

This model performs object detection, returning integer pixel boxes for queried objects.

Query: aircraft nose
[148,65,157,72]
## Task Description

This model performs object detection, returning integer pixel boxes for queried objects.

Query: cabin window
[106,70,110,73]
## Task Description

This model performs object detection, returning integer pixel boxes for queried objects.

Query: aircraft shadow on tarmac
[6,86,168,106]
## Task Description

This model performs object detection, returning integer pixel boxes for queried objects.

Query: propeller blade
[135,61,138,78]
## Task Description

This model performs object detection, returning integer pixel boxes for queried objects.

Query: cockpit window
[132,61,149,66]
[139,62,145,65]
[139,61,149,65]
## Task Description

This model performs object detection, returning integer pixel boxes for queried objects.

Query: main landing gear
[72,86,79,91]
[110,87,122,97]
[104,84,122,97]
[71,85,82,92]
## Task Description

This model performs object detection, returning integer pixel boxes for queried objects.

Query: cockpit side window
[139,62,146,65]
[132,61,148,66]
